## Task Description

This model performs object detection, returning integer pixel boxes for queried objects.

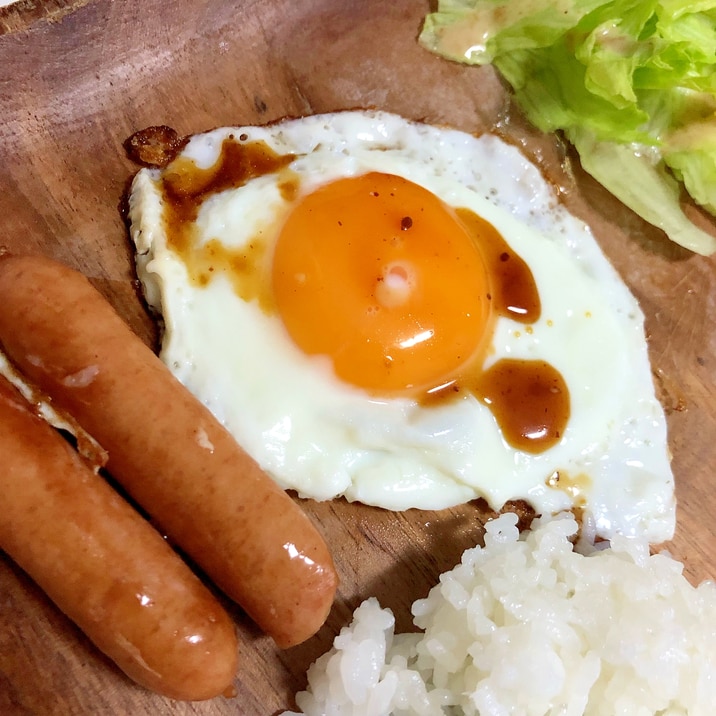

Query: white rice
[283,513,716,716]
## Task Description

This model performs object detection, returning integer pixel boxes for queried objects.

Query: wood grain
[1,1,715,714]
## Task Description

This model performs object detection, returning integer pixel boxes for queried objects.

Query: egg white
[129,110,674,543]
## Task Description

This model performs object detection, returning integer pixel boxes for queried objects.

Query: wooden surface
[1,1,715,714]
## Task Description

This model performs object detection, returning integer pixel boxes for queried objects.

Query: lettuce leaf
[420,0,716,254]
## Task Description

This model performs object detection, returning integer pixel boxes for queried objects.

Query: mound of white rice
[284,513,716,716]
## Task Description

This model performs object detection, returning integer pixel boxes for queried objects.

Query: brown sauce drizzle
[159,138,296,308]
[160,138,294,258]
[546,470,591,506]
[424,358,569,453]
[474,359,569,454]
[455,207,540,324]
[162,138,295,208]
[421,209,566,453]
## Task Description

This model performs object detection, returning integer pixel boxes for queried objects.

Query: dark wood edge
[0,0,93,35]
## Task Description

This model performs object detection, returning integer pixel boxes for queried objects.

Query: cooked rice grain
[284,513,716,716]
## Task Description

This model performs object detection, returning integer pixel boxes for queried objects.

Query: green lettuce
[420,0,716,254]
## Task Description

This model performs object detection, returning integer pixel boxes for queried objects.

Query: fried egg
[128,110,674,543]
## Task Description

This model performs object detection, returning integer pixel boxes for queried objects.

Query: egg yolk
[272,172,493,394]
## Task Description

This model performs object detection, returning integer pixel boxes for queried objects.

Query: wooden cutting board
[1,1,714,714]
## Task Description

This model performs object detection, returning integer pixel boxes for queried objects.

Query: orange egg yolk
[271,172,493,394]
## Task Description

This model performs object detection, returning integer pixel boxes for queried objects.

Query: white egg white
[128,110,674,543]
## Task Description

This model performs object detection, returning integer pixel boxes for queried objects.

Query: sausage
[0,374,238,700]
[0,253,337,648]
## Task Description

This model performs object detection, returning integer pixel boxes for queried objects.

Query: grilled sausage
[0,374,238,700]
[0,253,337,648]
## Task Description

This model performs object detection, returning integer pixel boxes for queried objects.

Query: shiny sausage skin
[0,253,337,648]
[0,375,238,700]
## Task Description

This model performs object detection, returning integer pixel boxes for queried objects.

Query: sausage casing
[0,253,337,648]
